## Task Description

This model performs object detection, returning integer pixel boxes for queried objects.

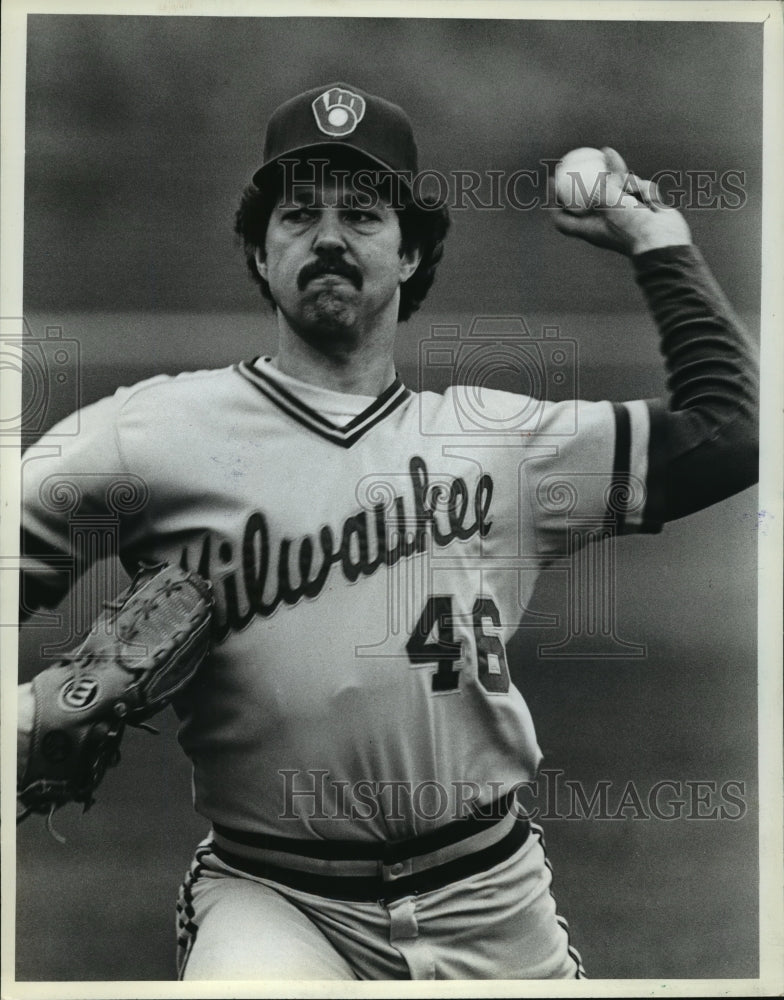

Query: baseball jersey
[20,356,652,840]
[20,245,756,843]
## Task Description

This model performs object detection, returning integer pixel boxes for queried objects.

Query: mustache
[297,253,363,291]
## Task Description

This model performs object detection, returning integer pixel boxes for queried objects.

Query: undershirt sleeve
[523,244,758,554]
[632,245,759,524]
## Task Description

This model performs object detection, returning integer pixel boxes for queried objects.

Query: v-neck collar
[236,358,411,448]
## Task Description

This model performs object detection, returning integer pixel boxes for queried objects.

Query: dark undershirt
[632,244,758,523]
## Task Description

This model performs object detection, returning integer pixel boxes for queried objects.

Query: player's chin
[300,291,360,336]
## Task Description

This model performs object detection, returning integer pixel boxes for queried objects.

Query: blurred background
[16,14,761,983]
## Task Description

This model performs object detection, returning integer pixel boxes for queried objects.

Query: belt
[210,794,529,901]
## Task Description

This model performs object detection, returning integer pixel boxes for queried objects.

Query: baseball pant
[176,821,584,980]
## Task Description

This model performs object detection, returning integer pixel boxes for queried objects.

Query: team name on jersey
[181,456,494,643]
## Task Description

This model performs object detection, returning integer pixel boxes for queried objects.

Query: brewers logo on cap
[312,87,366,137]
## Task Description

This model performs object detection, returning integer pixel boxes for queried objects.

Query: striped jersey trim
[237,360,411,447]
[608,400,660,534]
[609,402,632,534]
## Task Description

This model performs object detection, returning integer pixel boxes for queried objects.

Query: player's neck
[273,314,397,396]
[271,337,397,397]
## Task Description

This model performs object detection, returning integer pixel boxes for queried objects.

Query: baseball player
[17,82,758,980]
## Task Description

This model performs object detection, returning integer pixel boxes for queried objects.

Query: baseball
[554,147,611,214]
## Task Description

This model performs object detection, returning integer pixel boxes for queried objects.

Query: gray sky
[24,17,762,315]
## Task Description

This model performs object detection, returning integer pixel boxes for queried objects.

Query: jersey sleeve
[19,388,150,620]
[519,397,654,557]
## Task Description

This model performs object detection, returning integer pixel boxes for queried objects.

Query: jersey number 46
[406,595,510,694]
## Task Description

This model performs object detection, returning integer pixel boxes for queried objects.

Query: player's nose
[311,208,347,252]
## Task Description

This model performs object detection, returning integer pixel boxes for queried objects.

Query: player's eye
[343,208,381,225]
[280,207,316,223]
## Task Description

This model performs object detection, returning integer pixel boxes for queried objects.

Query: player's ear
[254,248,268,282]
[399,245,421,284]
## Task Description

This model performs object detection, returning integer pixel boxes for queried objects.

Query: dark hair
[234,159,450,323]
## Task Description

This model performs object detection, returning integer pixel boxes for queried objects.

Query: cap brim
[251,142,407,189]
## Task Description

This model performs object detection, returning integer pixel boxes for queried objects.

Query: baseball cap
[251,82,419,189]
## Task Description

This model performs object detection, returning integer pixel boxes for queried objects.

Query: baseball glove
[17,562,213,833]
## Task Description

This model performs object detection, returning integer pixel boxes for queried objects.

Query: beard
[287,280,362,346]
[289,253,365,341]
